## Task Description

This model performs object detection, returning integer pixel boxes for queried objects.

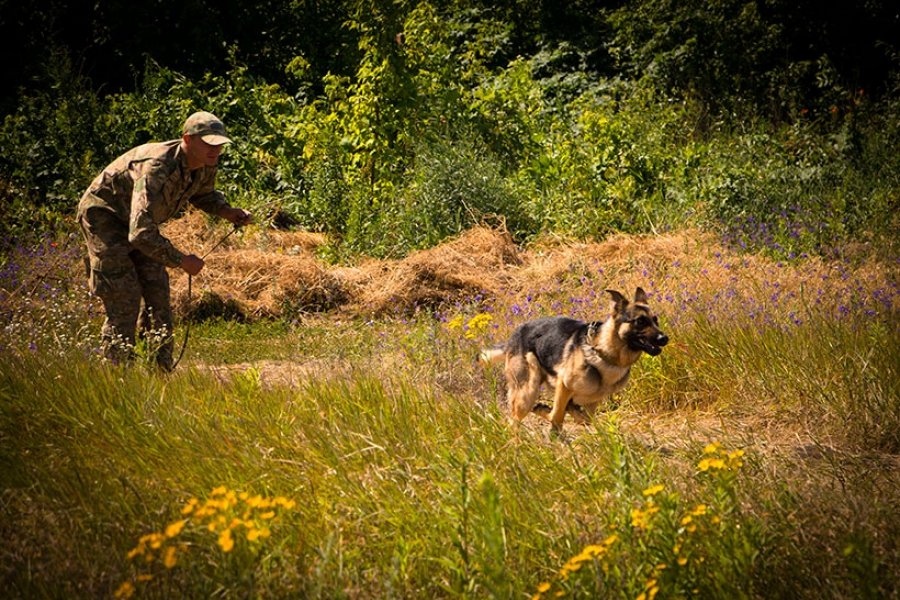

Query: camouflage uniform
[77,113,232,369]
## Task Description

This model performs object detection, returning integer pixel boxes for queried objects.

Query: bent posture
[77,111,252,370]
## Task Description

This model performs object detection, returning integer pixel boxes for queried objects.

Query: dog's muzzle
[634,332,668,356]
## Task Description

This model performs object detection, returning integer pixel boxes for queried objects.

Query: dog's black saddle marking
[506,316,606,376]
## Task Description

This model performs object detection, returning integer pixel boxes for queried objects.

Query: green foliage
[392,133,529,250]
[607,0,781,116]
[0,51,105,239]
[0,1,898,257]
[605,0,900,121]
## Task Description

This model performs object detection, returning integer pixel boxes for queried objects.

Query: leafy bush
[0,2,898,259]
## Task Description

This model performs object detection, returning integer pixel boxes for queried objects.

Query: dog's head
[606,288,669,356]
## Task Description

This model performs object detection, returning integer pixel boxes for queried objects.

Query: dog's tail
[479,345,506,365]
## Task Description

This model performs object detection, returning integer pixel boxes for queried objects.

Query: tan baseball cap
[182,111,231,145]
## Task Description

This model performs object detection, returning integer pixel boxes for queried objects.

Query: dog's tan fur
[481,288,668,431]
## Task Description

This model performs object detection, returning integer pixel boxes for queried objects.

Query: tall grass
[1,252,898,597]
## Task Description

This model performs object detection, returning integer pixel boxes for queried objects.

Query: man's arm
[129,174,205,275]
[190,168,253,227]
[217,206,253,226]
[128,176,186,268]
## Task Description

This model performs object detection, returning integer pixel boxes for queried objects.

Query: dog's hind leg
[506,352,543,422]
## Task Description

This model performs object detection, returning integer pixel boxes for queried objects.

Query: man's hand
[180,254,205,276]
[220,206,253,227]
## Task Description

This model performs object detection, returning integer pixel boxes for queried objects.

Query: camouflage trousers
[78,204,175,370]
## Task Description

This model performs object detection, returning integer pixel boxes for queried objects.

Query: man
[77,111,252,370]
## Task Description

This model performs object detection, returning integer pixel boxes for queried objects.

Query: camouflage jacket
[77,140,229,267]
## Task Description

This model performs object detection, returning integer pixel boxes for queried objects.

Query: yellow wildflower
[165,519,187,538]
[260,511,276,520]
[464,313,493,339]
[631,507,646,528]
[642,484,665,497]
[698,457,726,471]
[136,574,154,582]
[247,528,261,542]
[728,450,745,468]
[218,528,235,552]
[678,557,688,566]
[691,504,708,516]
[181,498,198,515]
[193,506,214,518]
[631,506,658,529]
[703,442,721,454]
[446,315,464,330]
[163,546,178,569]
[537,582,551,593]
[563,561,583,574]
[114,582,135,599]
[274,497,296,509]
[211,486,228,496]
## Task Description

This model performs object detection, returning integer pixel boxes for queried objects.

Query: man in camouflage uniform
[77,111,252,370]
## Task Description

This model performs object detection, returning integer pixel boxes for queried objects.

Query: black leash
[171,224,241,370]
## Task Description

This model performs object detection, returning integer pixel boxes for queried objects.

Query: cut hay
[170,249,345,320]
[165,211,342,320]
[160,211,896,322]
[335,226,522,315]
[518,230,706,290]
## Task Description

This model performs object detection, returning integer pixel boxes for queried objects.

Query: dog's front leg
[548,381,573,432]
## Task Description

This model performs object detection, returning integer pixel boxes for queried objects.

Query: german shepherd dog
[481,288,668,432]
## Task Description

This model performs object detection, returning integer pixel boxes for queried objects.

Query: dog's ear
[605,289,628,314]
[634,287,649,304]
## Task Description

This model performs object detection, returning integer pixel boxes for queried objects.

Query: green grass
[1,290,898,598]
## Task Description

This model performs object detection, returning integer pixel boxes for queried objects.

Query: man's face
[182,134,225,169]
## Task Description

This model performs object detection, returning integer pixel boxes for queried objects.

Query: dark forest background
[1,0,898,257]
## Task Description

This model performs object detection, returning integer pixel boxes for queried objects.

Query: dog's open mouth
[631,336,668,356]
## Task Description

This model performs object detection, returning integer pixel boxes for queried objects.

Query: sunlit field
[1,227,897,599]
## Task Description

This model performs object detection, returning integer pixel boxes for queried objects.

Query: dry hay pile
[164,212,343,320]
[517,231,703,290]
[162,212,522,319]
[159,212,897,321]
[334,226,522,315]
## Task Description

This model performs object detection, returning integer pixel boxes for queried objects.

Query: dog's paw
[547,425,570,443]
